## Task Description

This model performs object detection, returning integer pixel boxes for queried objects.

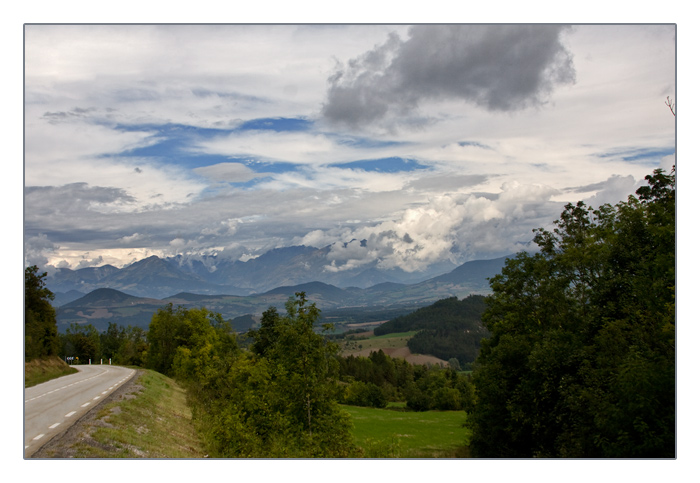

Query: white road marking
[25,369,108,402]
[26,368,136,456]
[93,396,101,400]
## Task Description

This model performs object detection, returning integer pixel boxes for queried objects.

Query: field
[339,331,448,366]
[342,404,471,458]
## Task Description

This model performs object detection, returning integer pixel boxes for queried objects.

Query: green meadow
[341,404,471,458]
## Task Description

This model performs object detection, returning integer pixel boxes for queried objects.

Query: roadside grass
[342,404,471,458]
[25,357,78,387]
[70,369,206,458]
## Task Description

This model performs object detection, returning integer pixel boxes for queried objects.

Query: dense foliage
[57,321,148,366]
[338,349,475,411]
[25,266,60,360]
[374,295,488,366]
[469,167,675,458]
[148,293,357,457]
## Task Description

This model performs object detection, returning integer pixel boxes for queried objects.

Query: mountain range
[51,251,512,332]
[46,244,500,299]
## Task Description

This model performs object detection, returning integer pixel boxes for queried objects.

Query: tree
[147,304,237,378]
[116,325,148,366]
[146,304,190,375]
[100,322,126,362]
[25,266,59,360]
[344,380,387,408]
[214,292,357,457]
[61,323,101,363]
[469,167,675,458]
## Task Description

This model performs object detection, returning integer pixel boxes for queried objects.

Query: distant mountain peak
[61,287,139,308]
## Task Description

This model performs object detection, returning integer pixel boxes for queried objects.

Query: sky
[23,24,677,275]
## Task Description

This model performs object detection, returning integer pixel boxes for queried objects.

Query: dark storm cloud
[322,25,576,128]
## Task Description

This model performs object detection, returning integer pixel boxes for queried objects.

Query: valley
[51,253,510,333]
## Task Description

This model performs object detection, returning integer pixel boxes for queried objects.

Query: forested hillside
[374,295,489,366]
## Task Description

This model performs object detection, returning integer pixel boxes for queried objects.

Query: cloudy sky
[23,24,676,274]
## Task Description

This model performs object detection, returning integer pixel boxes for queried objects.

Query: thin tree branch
[665,96,676,117]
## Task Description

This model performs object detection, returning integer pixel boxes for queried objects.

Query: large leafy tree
[241,292,355,456]
[147,304,237,377]
[469,167,675,458]
[25,265,59,360]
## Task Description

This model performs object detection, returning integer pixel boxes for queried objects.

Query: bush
[344,381,387,408]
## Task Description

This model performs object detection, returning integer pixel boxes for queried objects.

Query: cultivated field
[339,331,448,366]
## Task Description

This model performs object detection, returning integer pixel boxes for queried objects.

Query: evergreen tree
[25,266,59,360]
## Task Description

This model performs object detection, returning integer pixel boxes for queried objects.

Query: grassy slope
[68,370,206,458]
[342,404,471,458]
[31,361,466,458]
[25,357,78,387]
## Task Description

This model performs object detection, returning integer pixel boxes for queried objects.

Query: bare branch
[665,96,676,117]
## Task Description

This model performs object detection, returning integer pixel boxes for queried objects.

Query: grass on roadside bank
[25,357,78,387]
[69,370,206,458]
[342,404,471,458]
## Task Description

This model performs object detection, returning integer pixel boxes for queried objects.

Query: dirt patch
[347,321,387,328]
[76,308,113,319]
[31,370,143,458]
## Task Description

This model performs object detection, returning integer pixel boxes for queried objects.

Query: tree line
[338,349,475,411]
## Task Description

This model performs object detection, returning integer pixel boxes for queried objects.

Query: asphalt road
[24,364,136,457]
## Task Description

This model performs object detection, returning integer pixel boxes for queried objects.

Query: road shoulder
[30,369,142,458]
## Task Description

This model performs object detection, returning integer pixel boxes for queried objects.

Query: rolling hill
[53,253,512,333]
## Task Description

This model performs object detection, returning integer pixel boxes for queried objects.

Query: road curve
[24,364,136,458]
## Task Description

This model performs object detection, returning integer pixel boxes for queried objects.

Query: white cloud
[311,180,562,272]
[118,233,145,245]
[193,130,357,165]
[193,163,270,183]
[23,24,676,272]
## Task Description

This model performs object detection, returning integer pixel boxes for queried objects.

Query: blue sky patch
[596,147,676,164]
[328,157,430,173]
[237,117,313,132]
[114,122,317,170]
